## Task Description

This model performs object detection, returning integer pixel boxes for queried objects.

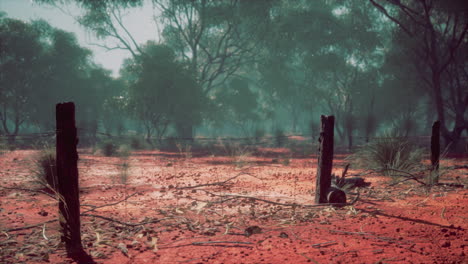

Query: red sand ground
[0,148,467,264]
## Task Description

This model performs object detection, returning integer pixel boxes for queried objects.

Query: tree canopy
[2,0,466,149]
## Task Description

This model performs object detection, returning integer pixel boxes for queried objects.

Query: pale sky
[0,0,159,77]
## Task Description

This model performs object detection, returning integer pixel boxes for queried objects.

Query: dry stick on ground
[191,241,253,245]
[159,241,254,249]
[81,214,168,226]
[5,219,58,232]
[200,190,360,208]
[4,214,171,233]
[186,196,238,205]
[175,171,262,190]
[81,192,140,213]
[0,186,58,200]
[328,229,416,250]
[2,192,152,232]
[375,168,427,186]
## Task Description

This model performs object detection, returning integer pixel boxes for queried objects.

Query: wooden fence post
[56,102,83,255]
[315,115,346,204]
[429,120,440,185]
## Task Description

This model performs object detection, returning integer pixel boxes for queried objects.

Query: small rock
[38,210,48,217]
[279,232,289,238]
[245,226,262,237]
[441,241,451,248]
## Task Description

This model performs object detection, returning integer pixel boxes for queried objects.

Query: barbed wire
[0,128,466,143]
[0,132,55,139]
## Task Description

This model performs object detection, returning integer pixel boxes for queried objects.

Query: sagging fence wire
[1,128,466,149]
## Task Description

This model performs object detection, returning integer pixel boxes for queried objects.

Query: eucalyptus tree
[122,42,204,144]
[0,15,118,146]
[42,0,269,137]
[258,0,385,144]
[370,0,468,149]
[215,77,259,137]
[0,17,46,143]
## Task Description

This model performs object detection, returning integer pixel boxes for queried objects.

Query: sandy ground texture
[0,148,467,264]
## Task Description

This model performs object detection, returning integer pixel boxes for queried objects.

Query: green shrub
[349,135,423,177]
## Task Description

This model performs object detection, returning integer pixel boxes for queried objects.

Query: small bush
[254,128,265,143]
[280,155,291,166]
[0,141,8,155]
[101,140,118,156]
[118,157,130,184]
[275,128,286,147]
[218,141,252,167]
[33,149,57,191]
[176,142,192,159]
[130,136,146,150]
[349,135,423,177]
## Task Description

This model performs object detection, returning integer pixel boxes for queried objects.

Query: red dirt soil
[0,148,467,264]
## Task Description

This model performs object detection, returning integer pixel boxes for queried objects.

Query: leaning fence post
[56,102,83,255]
[429,120,440,185]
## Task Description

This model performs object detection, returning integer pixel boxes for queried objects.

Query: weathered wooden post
[429,120,440,185]
[56,102,83,255]
[315,115,346,204]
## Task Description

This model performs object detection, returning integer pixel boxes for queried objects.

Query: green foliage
[124,42,206,141]
[349,135,424,177]
[0,15,115,146]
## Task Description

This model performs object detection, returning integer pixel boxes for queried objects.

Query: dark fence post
[315,115,334,203]
[429,120,440,185]
[315,115,346,204]
[56,102,83,255]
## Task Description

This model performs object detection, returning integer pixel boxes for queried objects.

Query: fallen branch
[4,219,57,232]
[329,230,409,245]
[201,189,360,208]
[159,241,253,249]
[175,171,260,190]
[436,182,465,188]
[311,241,338,248]
[81,213,168,226]
[0,186,57,200]
[82,192,140,213]
[298,253,319,264]
[191,241,253,245]
[3,198,163,232]
[376,168,427,186]
[447,165,468,170]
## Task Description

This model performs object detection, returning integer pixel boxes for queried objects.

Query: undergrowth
[349,134,424,177]
[32,148,57,192]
